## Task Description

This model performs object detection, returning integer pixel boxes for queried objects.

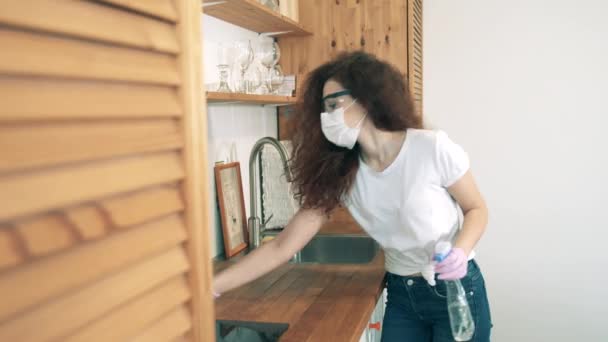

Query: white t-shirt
[343,129,474,276]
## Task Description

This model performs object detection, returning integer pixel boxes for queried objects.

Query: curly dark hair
[289,51,422,214]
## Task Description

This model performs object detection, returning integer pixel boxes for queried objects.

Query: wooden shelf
[202,0,311,36]
[206,92,297,106]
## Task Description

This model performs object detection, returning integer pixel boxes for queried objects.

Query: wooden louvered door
[408,0,423,116]
[0,1,214,342]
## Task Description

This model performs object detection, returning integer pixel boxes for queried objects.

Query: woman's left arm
[447,170,488,256]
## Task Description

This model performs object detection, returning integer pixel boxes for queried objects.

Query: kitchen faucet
[247,137,292,250]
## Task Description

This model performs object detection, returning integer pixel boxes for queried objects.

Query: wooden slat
[98,0,179,22]
[408,0,422,116]
[0,28,180,85]
[63,276,191,342]
[0,247,190,342]
[413,19,422,37]
[65,205,110,241]
[0,118,182,174]
[0,214,187,321]
[14,213,78,256]
[0,76,181,121]
[0,1,179,54]
[0,151,184,222]
[130,306,192,342]
[101,185,184,228]
[413,35,422,49]
[0,185,185,267]
[0,227,23,271]
[412,7,422,27]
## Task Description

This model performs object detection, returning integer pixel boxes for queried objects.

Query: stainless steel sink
[216,320,288,342]
[289,234,380,264]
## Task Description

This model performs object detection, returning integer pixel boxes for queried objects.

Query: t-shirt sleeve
[435,130,470,187]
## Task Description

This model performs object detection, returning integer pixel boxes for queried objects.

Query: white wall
[202,15,277,257]
[424,0,608,340]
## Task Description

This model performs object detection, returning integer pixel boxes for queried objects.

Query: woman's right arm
[212,207,328,296]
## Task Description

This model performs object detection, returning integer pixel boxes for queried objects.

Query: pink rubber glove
[434,247,468,280]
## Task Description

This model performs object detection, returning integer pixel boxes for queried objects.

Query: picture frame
[214,162,249,258]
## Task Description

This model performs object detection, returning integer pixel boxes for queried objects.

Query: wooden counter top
[213,251,386,342]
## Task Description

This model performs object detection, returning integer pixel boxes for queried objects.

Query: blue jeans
[381,260,492,342]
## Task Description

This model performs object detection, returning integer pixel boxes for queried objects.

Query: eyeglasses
[322,90,353,112]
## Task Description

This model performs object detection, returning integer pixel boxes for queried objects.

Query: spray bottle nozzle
[433,241,453,263]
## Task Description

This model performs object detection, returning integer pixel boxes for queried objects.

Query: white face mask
[320,99,367,149]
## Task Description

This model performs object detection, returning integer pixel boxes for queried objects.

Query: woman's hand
[435,247,468,280]
[212,208,327,296]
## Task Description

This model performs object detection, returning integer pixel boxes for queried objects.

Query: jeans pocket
[430,281,447,299]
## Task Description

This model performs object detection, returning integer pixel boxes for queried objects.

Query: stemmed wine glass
[256,39,281,94]
[268,65,284,94]
[216,43,233,92]
[233,40,254,93]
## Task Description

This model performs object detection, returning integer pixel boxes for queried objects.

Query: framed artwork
[214,162,248,258]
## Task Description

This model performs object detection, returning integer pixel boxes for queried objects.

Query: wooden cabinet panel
[0,1,213,341]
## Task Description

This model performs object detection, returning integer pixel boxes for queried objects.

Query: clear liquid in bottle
[434,241,476,341]
[446,279,475,341]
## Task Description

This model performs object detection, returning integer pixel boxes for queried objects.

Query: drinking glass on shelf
[259,0,279,12]
[216,43,233,93]
[244,62,263,94]
[268,65,284,94]
[233,40,254,93]
[256,39,281,93]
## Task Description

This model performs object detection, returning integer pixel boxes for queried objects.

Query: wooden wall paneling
[278,0,409,137]
[276,0,416,234]
[278,0,332,76]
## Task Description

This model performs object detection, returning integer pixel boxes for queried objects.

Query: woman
[213,51,492,341]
